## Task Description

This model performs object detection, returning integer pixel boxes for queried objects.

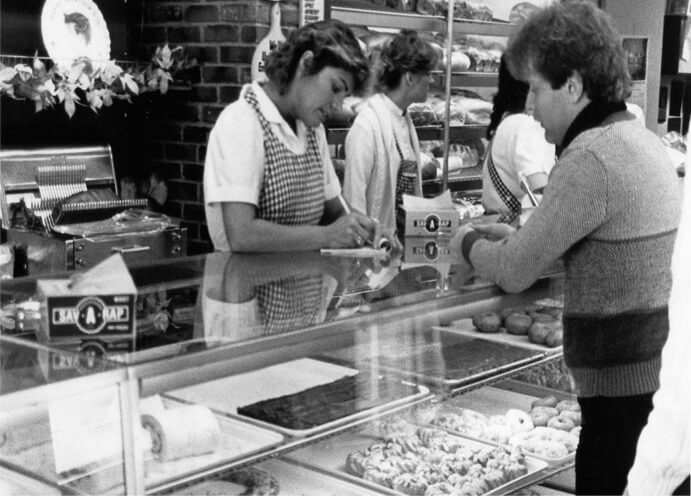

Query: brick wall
[130,0,300,254]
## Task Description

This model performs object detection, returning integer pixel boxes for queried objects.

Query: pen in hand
[518,172,540,207]
[337,193,392,252]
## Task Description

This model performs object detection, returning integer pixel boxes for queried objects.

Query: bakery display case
[0,335,137,495]
[0,250,573,494]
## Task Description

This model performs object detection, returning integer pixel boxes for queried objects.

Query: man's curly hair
[505,0,631,104]
[264,19,369,96]
[378,30,439,90]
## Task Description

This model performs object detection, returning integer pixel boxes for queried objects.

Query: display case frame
[1,251,571,494]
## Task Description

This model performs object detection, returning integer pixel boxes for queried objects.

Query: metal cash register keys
[0,146,186,276]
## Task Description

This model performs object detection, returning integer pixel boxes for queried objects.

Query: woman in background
[481,55,554,223]
[204,20,387,252]
[343,30,438,236]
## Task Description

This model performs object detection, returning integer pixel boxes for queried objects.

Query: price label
[299,0,325,26]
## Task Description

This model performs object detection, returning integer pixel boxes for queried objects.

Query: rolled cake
[141,405,220,462]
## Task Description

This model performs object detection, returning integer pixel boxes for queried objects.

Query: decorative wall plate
[41,0,111,68]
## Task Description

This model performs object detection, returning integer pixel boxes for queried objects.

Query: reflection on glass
[199,251,398,340]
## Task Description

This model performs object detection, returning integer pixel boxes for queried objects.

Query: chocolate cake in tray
[237,373,420,431]
[168,358,429,437]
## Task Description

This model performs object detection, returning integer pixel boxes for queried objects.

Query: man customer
[449,2,682,494]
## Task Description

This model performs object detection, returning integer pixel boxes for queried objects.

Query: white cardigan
[343,93,423,231]
[627,153,691,494]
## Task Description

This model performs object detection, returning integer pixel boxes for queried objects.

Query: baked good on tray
[345,424,528,495]
[237,374,416,430]
[178,468,279,495]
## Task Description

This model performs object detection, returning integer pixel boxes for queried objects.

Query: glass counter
[1,249,571,494]
[0,336,138,494]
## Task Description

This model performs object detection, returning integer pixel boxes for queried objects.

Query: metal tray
[357,328,545,388]
[435,319,562,354]
[167,358,431,438]
[428,386,577,466]
[144,403,284,490]
[286,425,549,496]
[256,458,387,496]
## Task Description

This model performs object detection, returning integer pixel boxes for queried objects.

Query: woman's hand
[325,213,377,248]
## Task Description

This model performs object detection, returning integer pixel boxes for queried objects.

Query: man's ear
[404,71,414,86]
[297,50,314,76]
[565,71,586,103]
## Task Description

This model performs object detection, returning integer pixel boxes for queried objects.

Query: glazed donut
[556,400,580,412]
[505,409,534,434]
[531,395,559,409]
[530,406,559,418]
[547,415,576,432]
[529,411,550,427]
[570,426,582,438]
[558,410,582,426]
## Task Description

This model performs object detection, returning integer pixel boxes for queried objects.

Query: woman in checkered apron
[343,30,439,237]
[480,55,555,224]
[204,20,396,253]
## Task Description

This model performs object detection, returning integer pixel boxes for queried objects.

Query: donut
[531,395,559,409]
[570,426,582,438]
[505,409,534,434]
[556,400,580,412]
[483,423,512,444]
[558,410,582,426]
[530,406,559,418]
[529,410,550,427]
[547,415,576,432]
[489,414,508,426]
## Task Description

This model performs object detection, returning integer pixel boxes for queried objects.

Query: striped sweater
[467,111,682,397]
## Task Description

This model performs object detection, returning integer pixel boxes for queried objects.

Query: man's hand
[472,222,516,241]
[449,224,477,263]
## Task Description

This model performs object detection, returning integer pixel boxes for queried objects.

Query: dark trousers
[576,393,654,495]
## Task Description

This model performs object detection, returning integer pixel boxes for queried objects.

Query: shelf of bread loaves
[331,5,516,37]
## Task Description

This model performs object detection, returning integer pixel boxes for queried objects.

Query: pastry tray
[166,357,431,438]
[355,328,546,388]
[256,458,386,496]
[286,425,549,496]
[423,385,577,466]
[435,319,563,354]
[145,400,284,490]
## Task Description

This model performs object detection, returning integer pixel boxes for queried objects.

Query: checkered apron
[484,140,521,224]
[245,87,326,334]
[393,132,419,235]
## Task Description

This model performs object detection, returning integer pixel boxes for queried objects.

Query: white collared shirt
[204,82,340,251]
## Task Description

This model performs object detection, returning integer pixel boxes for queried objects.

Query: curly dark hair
[486,55,529,139]
[263,19,369,96]
[504,0,630,104]
[378,30,439,90]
